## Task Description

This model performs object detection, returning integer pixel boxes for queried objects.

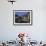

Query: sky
[15,12,28,16]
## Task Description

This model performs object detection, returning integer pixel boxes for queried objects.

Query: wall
[0,0,46,42]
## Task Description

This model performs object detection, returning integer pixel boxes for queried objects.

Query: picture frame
[13,10,32,25]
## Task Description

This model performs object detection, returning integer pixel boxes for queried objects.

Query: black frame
[13,10,33,26]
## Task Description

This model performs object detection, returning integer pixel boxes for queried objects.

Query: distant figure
[40,41,43,46]
[2,43,6,46]
[18,33,25,46]
[40,41,42,44]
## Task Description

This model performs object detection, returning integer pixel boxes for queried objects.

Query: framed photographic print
[13,10,32,25]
